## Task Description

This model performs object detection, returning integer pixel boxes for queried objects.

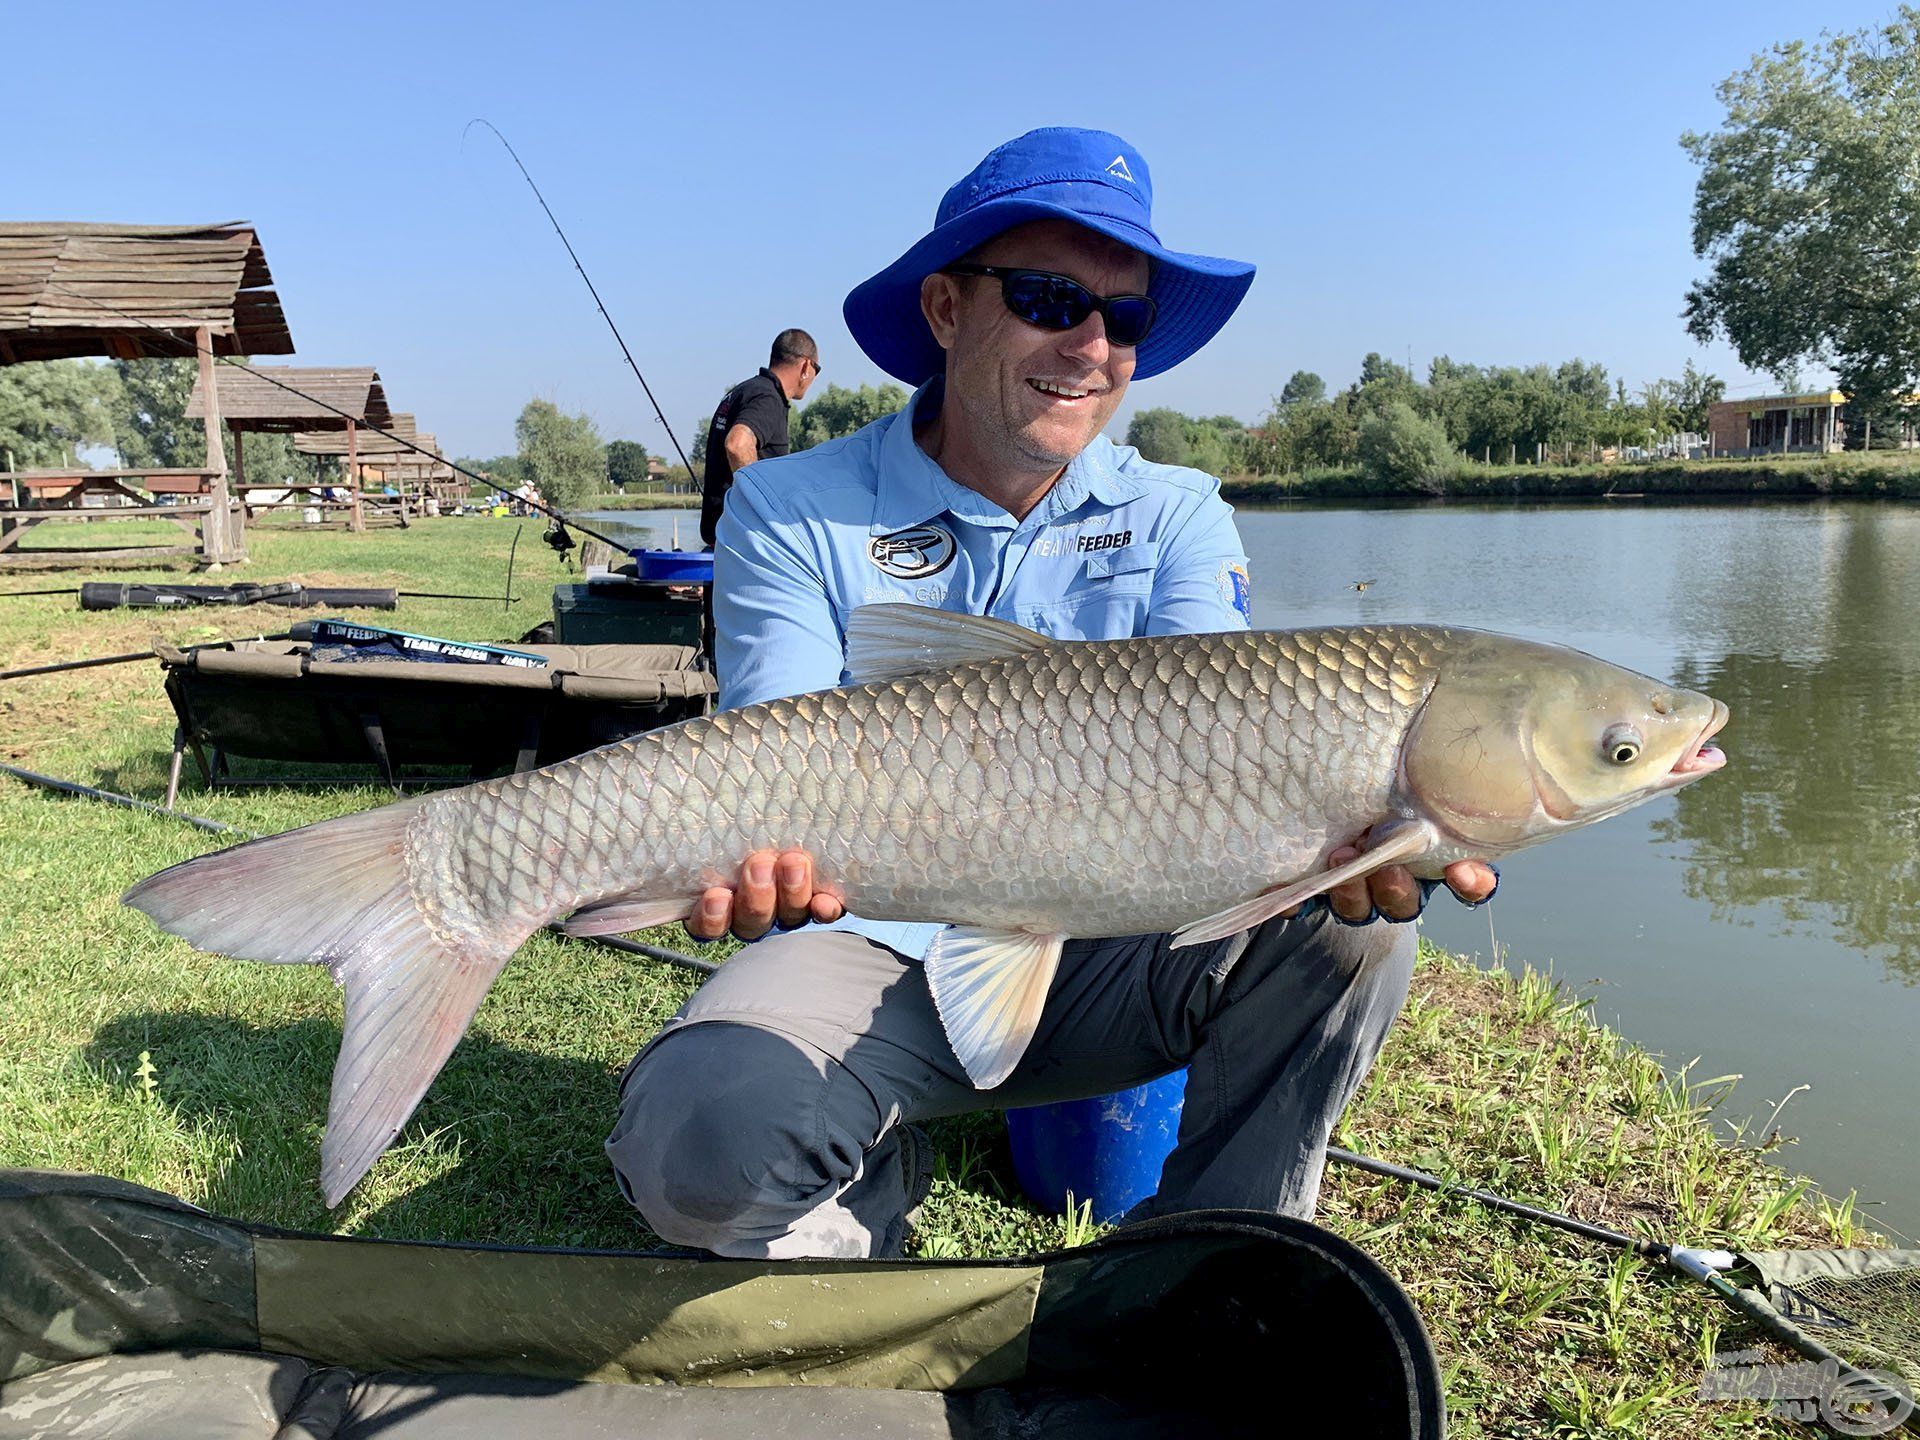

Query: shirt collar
[758,366,789,401]
[870,380,1148,535]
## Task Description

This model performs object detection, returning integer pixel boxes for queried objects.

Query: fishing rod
[466,120,702,484]
[1,761,717,976]
[0,585,518,605]
[1329,1145,1917,1415]
[0,630,296,682]
[1329,1145,1678,1259]
[0,763,245,836]
[39,282,634,554]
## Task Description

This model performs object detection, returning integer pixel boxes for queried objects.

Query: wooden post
[195,326,242,565]
[228,420,250,543]
[347,421,365,533]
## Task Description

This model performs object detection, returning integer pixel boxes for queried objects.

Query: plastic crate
[552,580,705,648]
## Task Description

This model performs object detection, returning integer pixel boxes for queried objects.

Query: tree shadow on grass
[83,1011,666,1251]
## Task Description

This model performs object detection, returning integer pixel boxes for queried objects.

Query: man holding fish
[606,128,1498,1257]
[127,129,1724,1247]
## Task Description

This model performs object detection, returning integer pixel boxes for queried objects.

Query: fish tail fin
[124,804,518,1207]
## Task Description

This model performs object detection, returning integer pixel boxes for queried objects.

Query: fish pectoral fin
[1170,819,1441,949]
[922,926,1065,1090]
[844,603,1052,683]
[557,895,695,936]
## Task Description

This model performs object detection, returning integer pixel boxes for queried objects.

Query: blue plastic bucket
[1005,1069,1188,1224]
[631,549,715,583]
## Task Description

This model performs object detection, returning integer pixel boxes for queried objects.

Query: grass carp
[126,604,1728,1205]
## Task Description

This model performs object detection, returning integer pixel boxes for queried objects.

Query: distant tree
[1354,352,1420,417]
[792,383,910,451]
[514,399,605,510]
[1125,407,1190,465]
[1684,10,1920,409]
[689,417,709,470]
[1253,391,1360,472]
[0,360,117,467]
[606,438,651,488]
[1185,414,1251,476]
[456,454,526,490]
[109,358,199,467]
[1278,370,1327,408]
[1359,401,1458,492]
[1666,361,1727,435]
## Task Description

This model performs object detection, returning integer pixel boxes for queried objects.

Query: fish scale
[402,625,1451,949]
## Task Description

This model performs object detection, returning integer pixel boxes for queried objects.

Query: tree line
[1125,355,1734,489]
[0,357,328,483]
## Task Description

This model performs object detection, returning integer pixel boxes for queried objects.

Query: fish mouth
[1665,699,1729,784]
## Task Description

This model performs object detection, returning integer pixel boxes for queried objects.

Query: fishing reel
[543,518,577,570]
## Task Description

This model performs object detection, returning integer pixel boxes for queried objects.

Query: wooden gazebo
[294,415,442,523]
[0,222,293,566]
[186,365,392,531]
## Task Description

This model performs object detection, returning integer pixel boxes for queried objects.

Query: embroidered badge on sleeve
[1216,561,1253,625]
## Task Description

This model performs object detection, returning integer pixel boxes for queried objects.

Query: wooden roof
[0,222,293,363]
[185,365,391,433]
[367,452,457,482]
[293,415,427,457]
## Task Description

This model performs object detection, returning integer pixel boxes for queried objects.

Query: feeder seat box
[553,578,706,648]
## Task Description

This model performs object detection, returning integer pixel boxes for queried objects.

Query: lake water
[587,503,1920,1241]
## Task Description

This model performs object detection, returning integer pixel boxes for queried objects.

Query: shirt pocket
[1024,541,1161,639]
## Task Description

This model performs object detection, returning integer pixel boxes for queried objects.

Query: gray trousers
[606,910,1417,1259]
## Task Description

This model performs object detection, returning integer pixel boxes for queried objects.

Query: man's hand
[687,849,844,942]
[1307,829,1498,924]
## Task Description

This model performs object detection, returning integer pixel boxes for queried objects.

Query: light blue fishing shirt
[712,380,1253,959]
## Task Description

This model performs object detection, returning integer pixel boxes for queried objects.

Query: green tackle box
[552,579,705,649]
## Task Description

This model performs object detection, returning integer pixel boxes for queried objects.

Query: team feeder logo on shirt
[869,524,956,579]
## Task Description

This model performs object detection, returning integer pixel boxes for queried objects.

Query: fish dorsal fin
[923,925,1065,1089]
[844,604,1051,683]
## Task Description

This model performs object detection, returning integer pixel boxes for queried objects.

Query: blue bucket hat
[844,127,1255,385]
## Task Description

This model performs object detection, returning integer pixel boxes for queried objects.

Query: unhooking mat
[0,1170,1445,1438]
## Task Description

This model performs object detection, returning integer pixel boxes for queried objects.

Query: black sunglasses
[941,264,1158,348]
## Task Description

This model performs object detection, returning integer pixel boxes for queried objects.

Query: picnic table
[0,467,241,565]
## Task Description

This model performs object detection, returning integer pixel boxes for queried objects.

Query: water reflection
[1657,512,1920,983]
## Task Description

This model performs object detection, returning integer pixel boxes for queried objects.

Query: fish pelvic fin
[923,926,1065,1090]
[844,603,1050,683]
[1171,818,1441,948]
[556,894,696,937]
[124,803,519,1207]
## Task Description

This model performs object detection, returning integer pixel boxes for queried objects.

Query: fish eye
[1601,724,1642,765]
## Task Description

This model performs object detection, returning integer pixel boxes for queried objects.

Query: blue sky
[10,0,1885,459]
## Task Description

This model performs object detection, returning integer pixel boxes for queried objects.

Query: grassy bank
[576,490,701,511]
[1223,449,1920,502]
[0,518,1875,1435]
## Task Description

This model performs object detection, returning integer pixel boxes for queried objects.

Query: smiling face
[919,219,1149,498]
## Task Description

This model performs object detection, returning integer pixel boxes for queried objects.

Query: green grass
[0,516,1882,1434]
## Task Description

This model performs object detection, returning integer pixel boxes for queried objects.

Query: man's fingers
[1323,844,1374,922]
[774,850,814,929]
[731,851,778,941]
[810,893,845,925]
[1444,859,1499,906]
[1368,865,1423,923]
[687,888,731,941]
